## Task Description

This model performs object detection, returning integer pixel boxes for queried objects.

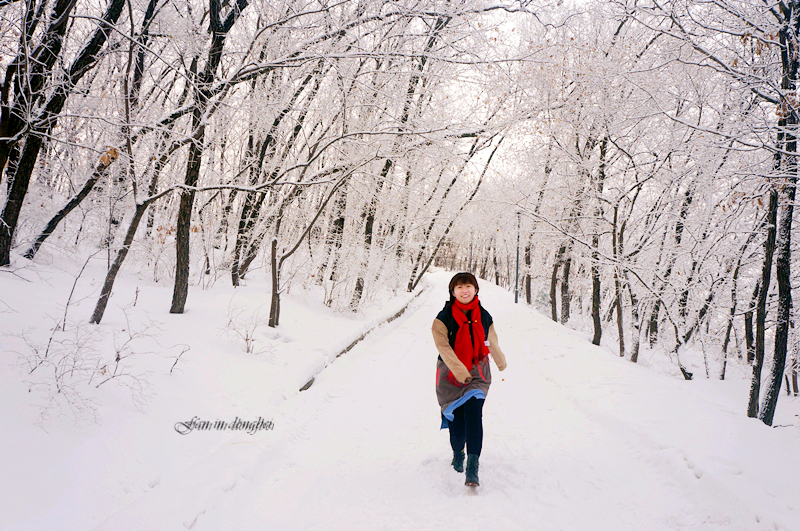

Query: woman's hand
[451,364,471,384]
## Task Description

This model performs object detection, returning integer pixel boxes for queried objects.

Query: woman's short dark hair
[449,272,479,298]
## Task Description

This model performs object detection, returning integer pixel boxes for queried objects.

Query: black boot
[465,454,479,486]
[451,450,465,473]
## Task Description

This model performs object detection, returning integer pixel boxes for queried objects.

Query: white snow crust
[1,263,799,531]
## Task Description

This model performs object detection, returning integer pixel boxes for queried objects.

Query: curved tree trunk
[24,148,119,260]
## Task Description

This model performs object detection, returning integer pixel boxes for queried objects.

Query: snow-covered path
[90,273,799,531]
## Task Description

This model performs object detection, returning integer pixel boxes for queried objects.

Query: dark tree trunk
[744,309,755,363]
[3,144,20,192]
[0,0,126,266]
[744,281,759,363]
[758,12,800,424]
[524,242,532,304]
[90,200,151,323]
[268,239,280,327]
[230,134,258,288]
[0,0,77,179]
[748,189,778,418]
[0,135,43,264]
[591,245,602,345]
[170,0,249,312]
[760,180,796,424]
[612,205,625,357]
[170,107,204,313]
[561,254,572,324]
[353,157,392,306]
[721,234,755,369]
[550,244,565,322]
[627,278,641,363]
[493,249,500,286]
[613,270,625,356]
[647,299,661,346]
[590,137,607,346]
[24,148,119,260]
[759,191,794,424]
[326,190,346,284]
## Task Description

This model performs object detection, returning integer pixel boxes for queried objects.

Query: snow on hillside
[1,262,799,531]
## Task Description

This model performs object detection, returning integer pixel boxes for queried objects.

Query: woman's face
[452,283,476,304]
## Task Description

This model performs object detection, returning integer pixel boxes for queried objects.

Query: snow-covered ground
[2,261,799,531]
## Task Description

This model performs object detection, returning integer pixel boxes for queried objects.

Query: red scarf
[451,297,490,371]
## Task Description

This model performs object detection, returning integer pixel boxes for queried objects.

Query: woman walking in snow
[432,272,507,486]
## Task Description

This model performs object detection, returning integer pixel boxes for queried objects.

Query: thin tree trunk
[524,242,532,304]
[24,148,119,259]
[493,249,500,285]
[721,233,756,368]
[407,138,483,291]
[408,139,502,292]
[612,204,625,357]
[325,189,346,284]
[268,239,280,327]
[90,200,151,324]
[591,245,602,345]
[356,15,451,305]
[550,244,565,322]
[744,309,754,362]
[561,253,572,324]
[744,281,758,363]
[590,137,608,346]
[613,271,625,356]
[626,277,641,363]
[269,174,349,325]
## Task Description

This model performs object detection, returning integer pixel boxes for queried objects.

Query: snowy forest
[2,0,800,427]
[4,1,800,529]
